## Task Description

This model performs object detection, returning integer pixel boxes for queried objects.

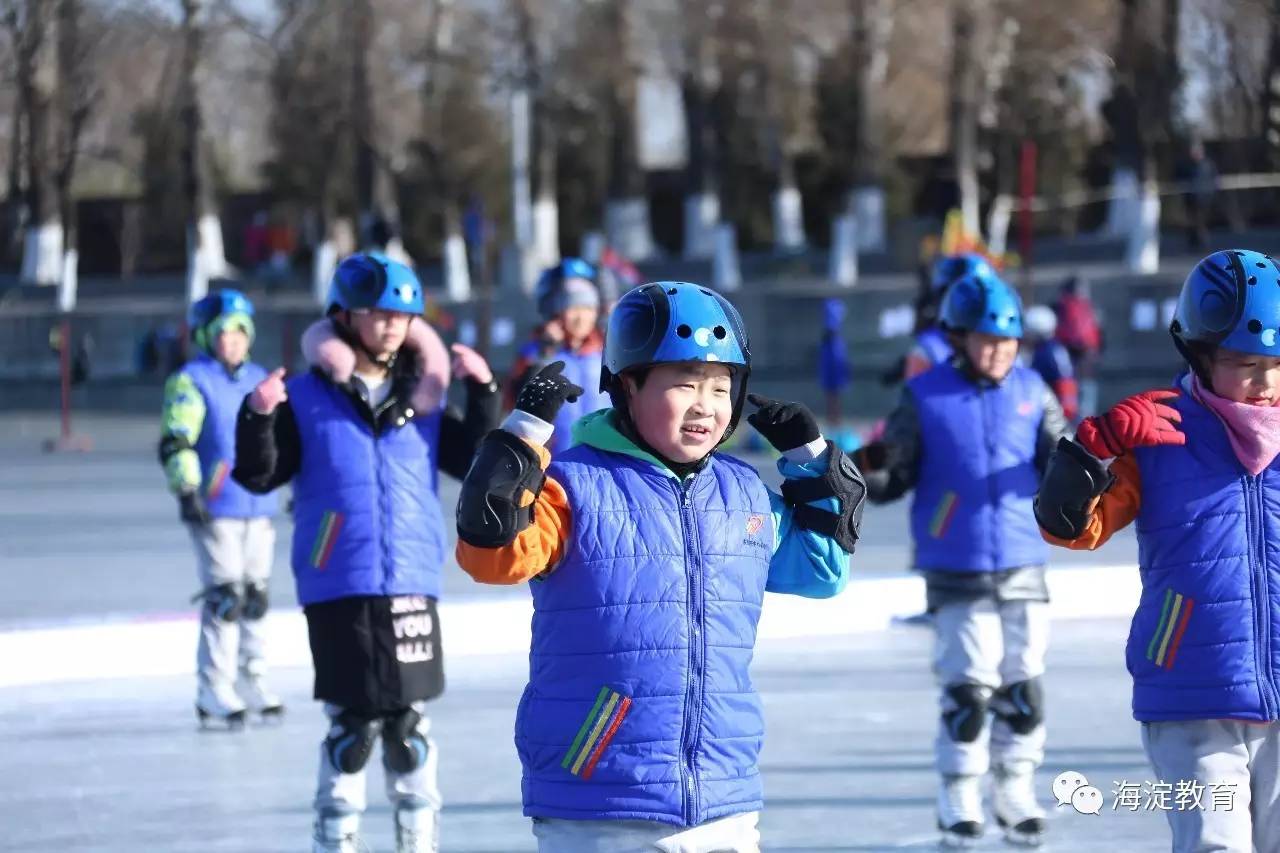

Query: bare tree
[18,0,61,284]
[179,0,229,300]
[600,0,653,261]
[949,0,983,236]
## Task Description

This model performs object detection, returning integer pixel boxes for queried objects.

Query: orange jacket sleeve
[1042,452,1142,550]
[455,439,572,584]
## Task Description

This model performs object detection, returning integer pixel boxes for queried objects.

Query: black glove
[515,361,584,424]
[746,393,821,453]
[178,491,212,526]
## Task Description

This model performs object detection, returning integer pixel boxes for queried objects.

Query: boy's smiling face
[623,362,734,463]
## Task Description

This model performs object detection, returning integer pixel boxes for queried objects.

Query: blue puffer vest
[915,327,954,367]
[516,445,774,826]
[182,356,277,519]
[286,372,445,605]
[1128,393,1280,722]
[908,361,1048,572]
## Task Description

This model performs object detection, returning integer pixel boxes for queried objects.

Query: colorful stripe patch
[1147,589,1195,669]
[310,511,344,570]
[929,492,959,538]
[204,461,230,500]
[562,686,632,780]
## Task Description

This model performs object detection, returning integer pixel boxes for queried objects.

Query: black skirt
[304,594,445,715]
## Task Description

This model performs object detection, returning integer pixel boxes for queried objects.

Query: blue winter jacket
[907,361,1050,572]
[181,356,277,519]
[1128,391,1280,722]
[515,411,850,826]
[286,372,446,605]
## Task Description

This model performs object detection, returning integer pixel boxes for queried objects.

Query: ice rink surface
[1,414,1170,852]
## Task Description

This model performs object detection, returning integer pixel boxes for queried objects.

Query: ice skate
[937,773,985,849]
[394,805,439,853]
[313,811,367,853]
[195,682,247,730]
[238,673,285,721]
[992,763,1047,847]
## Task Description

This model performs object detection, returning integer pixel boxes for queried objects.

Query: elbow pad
[456,429,547,548]
[779,442,867,554]
[158,433,192,465]
[1034,437,1114,540]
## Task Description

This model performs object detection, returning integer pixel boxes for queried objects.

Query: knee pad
[324,710,379,774]
[942,682,992,743]
[992,677,1044,735]
[241,584,268,621]
[381,708,430,774]
[202,583,243,623]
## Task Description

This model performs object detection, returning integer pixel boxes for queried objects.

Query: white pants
[188,518,275,696]
[933,598,1049,776]
[532,812,760,853]
[315,703,441,819]
[1142,720,1280,853]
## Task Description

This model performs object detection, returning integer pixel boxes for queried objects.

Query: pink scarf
[1190,374,1280,476]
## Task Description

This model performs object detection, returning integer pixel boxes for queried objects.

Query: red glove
[1076,389,1185,459]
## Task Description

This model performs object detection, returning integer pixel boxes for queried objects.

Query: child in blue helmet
[1037,250,1280,852]
[897,253,997,382]
[232,253,501,853]
[857,272,1070,848]
[158,288,282,728]
[506,258,612,455]
[455,282,866,851]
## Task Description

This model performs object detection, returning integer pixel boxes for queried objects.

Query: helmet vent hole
[700,289,714,296]
[1259,262,1268,269]
[1249,276,1258,285]
[667,287,678,295]
[988,311,998,320]
[713,325,727,339]
[1249,319,1264,334]
[676,324,693,338]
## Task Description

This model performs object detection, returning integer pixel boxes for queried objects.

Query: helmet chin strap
[332,312,400,372]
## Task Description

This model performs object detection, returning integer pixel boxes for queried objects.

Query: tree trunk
[949,0,982,238]
[1259,0,1280,170]
[349,0,386,247]
[681,31,720,260]
[602,0,653,260]
[180,0,227,300]
[20,0,62,285]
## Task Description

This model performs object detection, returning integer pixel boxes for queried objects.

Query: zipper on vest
[676,474,702,825]
[373,433,392,592]
[1245,475,1278,719]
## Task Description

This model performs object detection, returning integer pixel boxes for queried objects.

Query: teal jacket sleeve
[765,449,851,599]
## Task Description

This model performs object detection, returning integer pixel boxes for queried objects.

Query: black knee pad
[381,708,429,774]
[203,583,243,623]
[942,682,992,743]
[992,677,1044,734]
[241,584,268,621]
[324,710,380,774]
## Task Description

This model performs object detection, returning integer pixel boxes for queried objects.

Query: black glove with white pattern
[515,361,585,424]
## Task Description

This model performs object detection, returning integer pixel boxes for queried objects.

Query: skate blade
[257,705,286,724]
[994,816,1045,848]
[196,706,247,731]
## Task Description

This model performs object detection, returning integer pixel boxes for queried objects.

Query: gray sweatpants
[187,518,275,697]
[1142,720,1280,853]
[934,598,1050,775]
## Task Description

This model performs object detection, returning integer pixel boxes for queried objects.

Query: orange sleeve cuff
[455,439,572,584]
[1042,452,1142,550]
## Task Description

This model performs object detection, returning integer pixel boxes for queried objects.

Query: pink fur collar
[300,318,450,413]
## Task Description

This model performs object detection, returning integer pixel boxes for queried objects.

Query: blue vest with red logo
[1128,393,1280,721]
[285,372,445,605]
[908,361,1048,572]
[516,445,774,826]
[182,356,277,519]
